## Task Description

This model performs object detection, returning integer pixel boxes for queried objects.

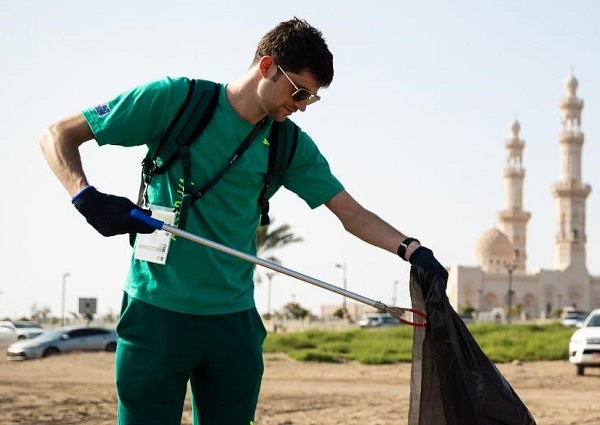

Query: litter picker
[130,209,427,327]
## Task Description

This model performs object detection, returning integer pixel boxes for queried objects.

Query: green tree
[255,219,303,283]
[461,303,476,317]
[333,307,350,320]
[282,302,309,320]
[102,308,117,324]
[30,304,52,324]
[256,219,303,262]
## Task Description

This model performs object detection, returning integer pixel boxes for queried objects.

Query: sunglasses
[277,64,321,105]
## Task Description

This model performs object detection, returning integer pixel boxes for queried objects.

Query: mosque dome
[475,228,515,272]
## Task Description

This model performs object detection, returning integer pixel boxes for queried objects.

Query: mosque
[446,72,600,320]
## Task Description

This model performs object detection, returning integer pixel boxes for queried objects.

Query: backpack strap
[141,79,220,184]
[137,79,220,230]
[133,79,296,244]
[258,118,299,226]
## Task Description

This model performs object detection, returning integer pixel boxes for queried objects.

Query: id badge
[133,205,176,265]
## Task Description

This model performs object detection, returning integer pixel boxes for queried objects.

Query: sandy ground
[0,344,599,425]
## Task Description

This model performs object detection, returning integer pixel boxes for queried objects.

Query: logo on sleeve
[94,104,111,117]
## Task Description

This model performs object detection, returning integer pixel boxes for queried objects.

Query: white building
[447,72,600,319]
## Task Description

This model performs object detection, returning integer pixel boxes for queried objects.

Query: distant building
[447,72,600,319]
[320,302,374,322]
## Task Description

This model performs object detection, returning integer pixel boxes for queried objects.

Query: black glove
[72,186,154,237]
[408,246,448,280]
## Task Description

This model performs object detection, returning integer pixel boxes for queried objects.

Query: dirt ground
[0,346,599,425]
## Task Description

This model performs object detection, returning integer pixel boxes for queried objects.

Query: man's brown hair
[253,17,334,88]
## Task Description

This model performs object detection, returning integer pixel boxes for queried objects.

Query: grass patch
[290,350,342,363]
[263,323,576,365]
[470,322,573,362]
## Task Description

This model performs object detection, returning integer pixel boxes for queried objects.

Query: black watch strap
[397,237,420,261]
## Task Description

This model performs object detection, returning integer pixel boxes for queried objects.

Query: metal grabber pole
[130,210,426,327]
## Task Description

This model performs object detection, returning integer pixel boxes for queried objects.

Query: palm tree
[254,219,303,283]
[256,219,303,263]
[255,219,304,321]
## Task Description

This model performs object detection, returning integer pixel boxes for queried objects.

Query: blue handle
[129,209,165,230]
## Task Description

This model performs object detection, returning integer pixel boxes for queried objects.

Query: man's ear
[258,56,276,79]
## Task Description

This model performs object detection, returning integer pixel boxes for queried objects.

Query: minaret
[551,72,591,271]
[498,118,531,272]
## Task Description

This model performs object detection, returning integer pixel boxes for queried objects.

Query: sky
[1,0,599,320]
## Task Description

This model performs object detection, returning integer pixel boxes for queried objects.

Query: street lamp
[266,271,276,318]
[558,293,563,310]
[61,273,71,326]
[335,262,347,319]
[392,280,399,306]
[506,264,516,324]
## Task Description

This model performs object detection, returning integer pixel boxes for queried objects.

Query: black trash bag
[408,265,537,425]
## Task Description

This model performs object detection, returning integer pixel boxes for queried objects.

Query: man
[40,17,441,425]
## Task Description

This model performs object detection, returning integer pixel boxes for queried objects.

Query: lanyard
[174,116,269,229]
[189,116,268,204]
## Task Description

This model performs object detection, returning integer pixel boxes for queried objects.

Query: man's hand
[72,186,155,237]
[408,246,448,280]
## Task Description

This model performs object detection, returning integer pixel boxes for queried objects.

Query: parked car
[0,320,45,341]
[459,311,476,323]
[359,312,400,328]
[6,326,117,360]
[569,309,600,375]
[561,310,588,328]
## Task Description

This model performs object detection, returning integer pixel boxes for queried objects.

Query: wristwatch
[397,237,420,261]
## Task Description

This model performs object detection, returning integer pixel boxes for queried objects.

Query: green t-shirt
[82,77,344,315]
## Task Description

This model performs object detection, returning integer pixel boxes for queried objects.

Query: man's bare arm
[325,190,420,260]
[39,113,94,196]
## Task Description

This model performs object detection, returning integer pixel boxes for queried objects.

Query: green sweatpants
[115,293,267,425]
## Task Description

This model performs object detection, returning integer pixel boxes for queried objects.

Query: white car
[359,312,400,328]
[568,309,600,375]
[0,321,45,341]
[7,326,117,360]
[561,310,588,328]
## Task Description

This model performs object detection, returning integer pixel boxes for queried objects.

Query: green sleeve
[282,129,344,209]
[81,76,190,148]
